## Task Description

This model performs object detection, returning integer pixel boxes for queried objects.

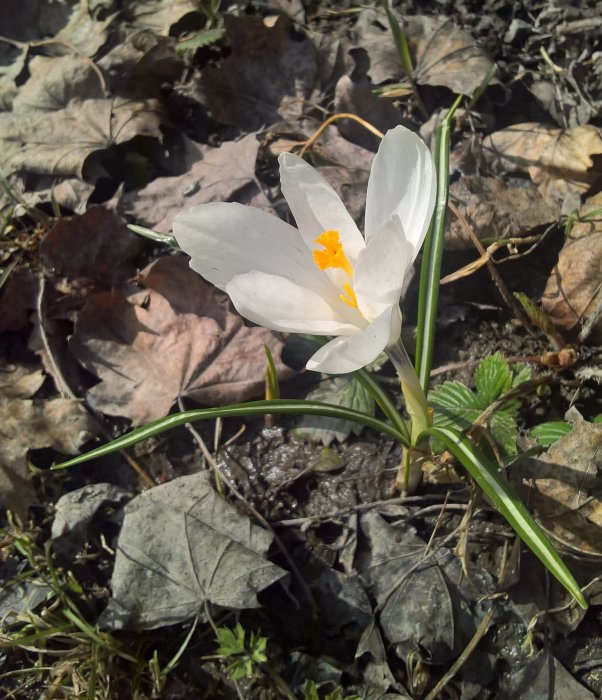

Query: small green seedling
[215,623,268,680]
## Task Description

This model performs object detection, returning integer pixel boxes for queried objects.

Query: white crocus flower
[173,125,436,375]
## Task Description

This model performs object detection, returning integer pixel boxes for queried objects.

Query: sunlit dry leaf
[446,176,558,250]
[99,471,286,630]
[0,364,97,519]
[483,123,602,211]
[0,96,162,179]
[404,15,496,96]
[124,134,261,231]
[69,256,294,425]
[541,232,602,341]
[12,54,103,113]
[121,0,198,34]
[199,15,317,130]
[516,420,602,559]
[349,9,495,96]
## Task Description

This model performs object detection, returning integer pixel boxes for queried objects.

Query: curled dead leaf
[541,232,602,341]
[483,123,602,211]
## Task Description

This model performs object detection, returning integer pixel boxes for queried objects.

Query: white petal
[353,215,414,320]
[364,125,436,259]
[226,271,360,335]
[306,305,402,374]
[173,202,330,296]
[279,152,365,260]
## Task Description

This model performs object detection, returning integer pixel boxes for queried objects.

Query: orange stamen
[340,282,358,309]
[312,230,353,276]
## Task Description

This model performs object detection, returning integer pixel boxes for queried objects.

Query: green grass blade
[127,224,181,250]
[423,426,587,608]
[355,367,411,445]
[415,95,463,394]
[53,399,409,470]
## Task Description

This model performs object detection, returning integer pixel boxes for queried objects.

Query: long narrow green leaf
[422,426,587,609]
[355,368,411,445]
[53,399,409,470]
[415,95,463,395]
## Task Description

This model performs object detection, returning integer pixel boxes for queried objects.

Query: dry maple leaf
[0,364,98,519]
[69,256,294,425]
[0,96,162,179]
[482,123,602,211]
[123,134,261,231]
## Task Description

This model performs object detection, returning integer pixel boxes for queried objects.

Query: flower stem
[386,339,430,445]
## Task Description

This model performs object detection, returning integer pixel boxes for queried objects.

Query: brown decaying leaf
[446,177,558,250]
[349,9,495,96]
[69,256,294,425]
[482,123,602,211]
[121,0,198,35]
[0,364,97,519]
[404,15,496,96]
[541,232,602,341]
[0,96,162,179]
[199,15,317,130]
[41,206,142,292]
[518,420,602,558]
[0,270,38,333]
[124,134,262,232]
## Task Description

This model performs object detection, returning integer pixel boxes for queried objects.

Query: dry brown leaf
[517,420,602,558]
[69,256,294,425]
[0,96,162,179]
[41,206,142,294]
[123,134,261,232]
[0,364,97,519]
[482,123,602,211]
[541,232,602,341]
[199,15,317,130]
[446,177,558,250]
[12,54,103,113]
[121,0,198,34]
[350,9,495,96]
[404,15,496,96]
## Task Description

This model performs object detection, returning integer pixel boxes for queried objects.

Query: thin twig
[297,113,384,157]
[423,607,495,700]
[448,200,538,335]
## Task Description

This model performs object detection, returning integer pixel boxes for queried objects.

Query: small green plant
[302,680,361,700]
[530,420,573,447]
[429,352,531,456]
[215,623,268,680]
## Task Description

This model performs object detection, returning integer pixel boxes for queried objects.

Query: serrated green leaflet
[52,399,409,470]
[429,353,530,456]
[530,421,572,447]
[422,426,587,609]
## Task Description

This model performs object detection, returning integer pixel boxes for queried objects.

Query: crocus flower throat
[312,230,359,310]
